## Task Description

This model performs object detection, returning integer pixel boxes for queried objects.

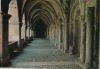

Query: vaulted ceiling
[17,0,66,29]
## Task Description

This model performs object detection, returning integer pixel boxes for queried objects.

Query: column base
[0,55,10,67]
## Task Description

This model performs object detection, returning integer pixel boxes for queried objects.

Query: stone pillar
[69,19,73,53]
[96,0,100,69]
[79,0,86,63]
[27,26,29,40]
[0,13,11,66]
[29,27,31,39]
[73,20,75,54]
[0,12,10,66]
[0,0,10,66]
[29,23,31,39]
[59,23,62,49]
[63,22,67,53]
[28,25,30,39]
[57,24,60,49]
[85,7,94,68]
[25,24,28,41]
[80,19,86,62]
[64,0,70,53]
[19,22,23,46]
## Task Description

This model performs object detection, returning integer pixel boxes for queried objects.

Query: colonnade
[0,0,100,69]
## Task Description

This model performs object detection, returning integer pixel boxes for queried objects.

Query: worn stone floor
[10,38,83,69]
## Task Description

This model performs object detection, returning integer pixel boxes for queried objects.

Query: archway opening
[34,19,47,38]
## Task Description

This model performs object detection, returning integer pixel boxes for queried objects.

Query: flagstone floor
[10,38,83,69]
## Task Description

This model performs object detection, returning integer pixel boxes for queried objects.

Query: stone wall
[8,0,19,42]
[68,0,98,69]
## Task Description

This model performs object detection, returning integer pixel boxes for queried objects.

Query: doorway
[34,19,47,38]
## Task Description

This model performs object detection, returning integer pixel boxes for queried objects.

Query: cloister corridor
[0,0,100,69]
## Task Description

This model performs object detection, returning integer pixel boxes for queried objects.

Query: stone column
[60,23,63,49]
[25,24,28,41]
[29,27,31,39]
[0,13,11,66]
[29,23,31,39]
[79,0,86,63]
[30,29,33,38]
[80,19,86,63]
[85,7,94,68]
[65,20,69,53]
[0,0,10,66]
[19,22,23,47]
[27,26,29,40]
[58,24,61,49]
[28,24,30,39]
[0,12,9,66]
[73,20,75,54]
[64,21,67,53]
[19,22,23,38]
[96,0,100,69]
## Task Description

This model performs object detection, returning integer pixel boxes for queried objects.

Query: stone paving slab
[10,39,83,69]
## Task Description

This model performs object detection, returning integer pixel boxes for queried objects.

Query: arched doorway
[34,19,47,38]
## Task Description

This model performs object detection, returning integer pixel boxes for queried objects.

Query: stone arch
[73,8,81,56]
[69,0,81,54]
[20,0,66,49]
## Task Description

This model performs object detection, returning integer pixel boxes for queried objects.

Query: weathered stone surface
[10,39,82,69]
